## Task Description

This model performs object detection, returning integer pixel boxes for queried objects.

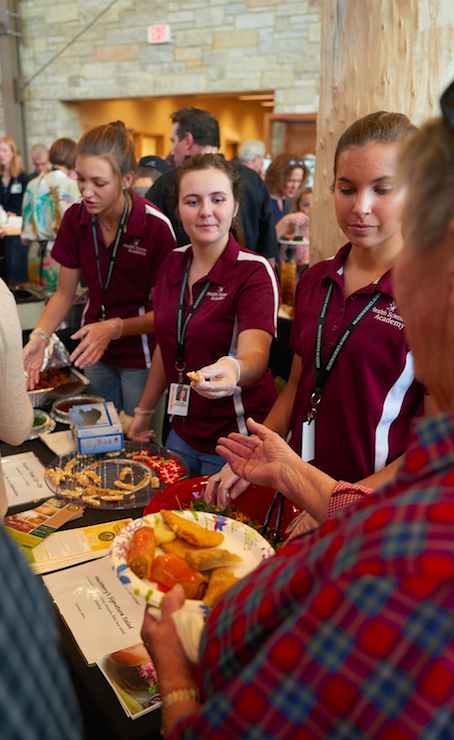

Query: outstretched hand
[205,463,250,509]
[216,418,292,491]
[190,356,240,400]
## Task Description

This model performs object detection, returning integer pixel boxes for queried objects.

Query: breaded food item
[203,567,240,607]
[161,537,204,559]
[186,370,204,383]
[46,467,66,485]
[150,554,208,600]
[186,548,243,572]
[161,510,224,547]
[152,522,177,547]
[128,527,156,580]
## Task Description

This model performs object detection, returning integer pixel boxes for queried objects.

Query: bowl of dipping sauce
[51,394,105,424]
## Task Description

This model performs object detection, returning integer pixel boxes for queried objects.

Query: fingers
[204,474,221,504]
[230,476,250,500]
[70,326,89,340]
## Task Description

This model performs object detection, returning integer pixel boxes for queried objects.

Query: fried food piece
[151,476,160,489]
[114,480,137,491]
[85,470,102,484]
[161,537,204,559]
[128,527,156,579]
[185,548,243,572]
[186,370,204,383]
[161,510,224,547]
[64,457,77,476]
[152,522,176,547]
[150,554,208,600]
[119,466,133,481]
[74,472,90,486]
[203,567,240,607]
[46,467,66,485]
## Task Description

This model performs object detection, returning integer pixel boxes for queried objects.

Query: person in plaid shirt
[141,82,454,739]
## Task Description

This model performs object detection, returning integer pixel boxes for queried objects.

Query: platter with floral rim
[109,509,274,616]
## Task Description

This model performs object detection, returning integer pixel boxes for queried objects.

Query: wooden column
[311,0,454,264]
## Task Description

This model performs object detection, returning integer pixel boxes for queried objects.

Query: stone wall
[4,0,321,148]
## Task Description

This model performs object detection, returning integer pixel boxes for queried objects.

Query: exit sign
[147,24,171,44]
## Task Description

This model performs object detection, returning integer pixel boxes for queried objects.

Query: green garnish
[33,415,46,427]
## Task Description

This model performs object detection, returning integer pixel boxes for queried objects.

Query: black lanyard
[307,280,382,421]
[91,196,129,321]
[176,257,211,382]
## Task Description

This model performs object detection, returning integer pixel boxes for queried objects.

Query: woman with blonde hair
[0,136,30,284]
[23,121,176,418]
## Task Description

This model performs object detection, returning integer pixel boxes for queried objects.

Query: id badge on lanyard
[168,256,211,418]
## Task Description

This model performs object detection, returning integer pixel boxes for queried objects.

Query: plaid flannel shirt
[170,412,454,739]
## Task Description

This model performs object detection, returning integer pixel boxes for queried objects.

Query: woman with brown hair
[23,121,176,416]
[265,152,309,238]
[0,136,30,284]
[128,153,279,474]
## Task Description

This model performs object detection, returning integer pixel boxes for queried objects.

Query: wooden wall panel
[312,0,454,264]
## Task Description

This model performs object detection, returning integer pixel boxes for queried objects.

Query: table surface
[2,429,163,740]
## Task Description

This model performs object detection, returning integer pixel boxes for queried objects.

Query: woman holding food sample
[22,121,176,417]
[128,153,279,474]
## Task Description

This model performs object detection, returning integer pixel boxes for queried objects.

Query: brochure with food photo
[97,643,161,719]
[4,497,84,547]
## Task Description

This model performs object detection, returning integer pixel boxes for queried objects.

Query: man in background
[29,143,50,179]
[237,139,266,179]
[132,155,170,198]
[146,108,278,261]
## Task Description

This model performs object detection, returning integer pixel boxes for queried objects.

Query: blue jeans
[4,236,29,285]
[166,429,225,476]
[84,362,167,444]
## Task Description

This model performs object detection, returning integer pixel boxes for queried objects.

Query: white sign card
[43,557,147,665]
[2,451,47,507]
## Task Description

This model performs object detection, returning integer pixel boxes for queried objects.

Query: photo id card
[168,383,190,417]
[301,420,315,462]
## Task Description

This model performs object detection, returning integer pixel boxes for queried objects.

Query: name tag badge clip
[302,392,320,462]
[168,363,190,417]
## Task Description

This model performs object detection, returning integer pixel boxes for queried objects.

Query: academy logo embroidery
[372,301,405,330]
[124,239,147,256]
[207,285,228,302]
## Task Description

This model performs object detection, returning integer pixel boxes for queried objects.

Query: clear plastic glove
[190,356,240,400]
[205,463,250,510]
[127,413,155,442]
[284,510,320,543]
[23,334,47,390]
[70,318,122,369]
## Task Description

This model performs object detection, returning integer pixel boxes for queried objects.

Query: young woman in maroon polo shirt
[22,122,176,416]
[128,154,279,474]
[208,111,428,514]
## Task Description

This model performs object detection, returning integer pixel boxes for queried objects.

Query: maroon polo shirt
[51,191,176,368]
[288,243,424,481]
[154,234,279,454]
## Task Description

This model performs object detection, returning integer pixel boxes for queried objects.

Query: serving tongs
[260,490,284,547]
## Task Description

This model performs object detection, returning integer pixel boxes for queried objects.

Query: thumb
[161,583,186,617]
